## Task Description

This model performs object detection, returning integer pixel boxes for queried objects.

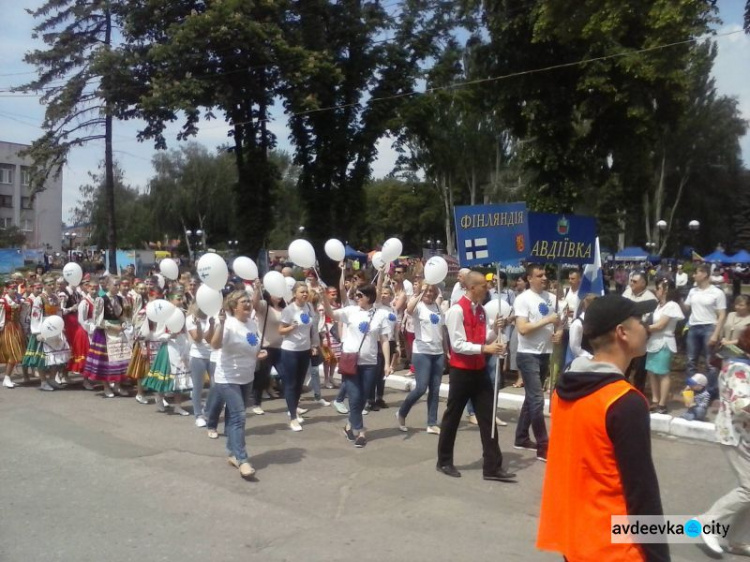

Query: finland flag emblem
[465,238,489,261]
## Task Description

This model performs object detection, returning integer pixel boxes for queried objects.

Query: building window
[0,165,13,185]
[0,195,12,208]
[21,219,33,232]
[20,167,31,187]
[0,218,11,228]
[21,197,33,210]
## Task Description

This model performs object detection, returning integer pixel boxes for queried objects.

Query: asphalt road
[0,381,742,562]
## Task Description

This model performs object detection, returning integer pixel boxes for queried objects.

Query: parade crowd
[4,252,750,560]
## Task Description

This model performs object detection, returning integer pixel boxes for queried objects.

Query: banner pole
[491,262,503,439]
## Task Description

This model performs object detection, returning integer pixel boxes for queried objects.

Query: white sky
[1,0,748,223]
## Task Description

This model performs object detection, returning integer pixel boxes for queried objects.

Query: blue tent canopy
[729,250,750,264]
[703,250,732,264]
[614,247,648,261]
[344,244,367,261]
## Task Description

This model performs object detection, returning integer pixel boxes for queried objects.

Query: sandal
[207,429,219,439]
[512,380,524,388]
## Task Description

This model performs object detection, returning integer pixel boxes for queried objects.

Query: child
[681,373,711,421]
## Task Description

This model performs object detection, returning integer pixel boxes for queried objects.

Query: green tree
[19,0,123,272]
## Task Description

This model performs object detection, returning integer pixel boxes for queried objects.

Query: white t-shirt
[514,289,558,354]
[213,316,261,385]
[280,302,319,351]
[686,285,727,326]
[563,287,581,325]
[411,301,444,355]
[375,303,398,340]
[185,315,211,359]
[647,301,685,353]
[675,272,688,288]
[333,306,389,365]
[403,279,414,297]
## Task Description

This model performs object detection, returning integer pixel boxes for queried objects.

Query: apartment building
[0,141,63,250]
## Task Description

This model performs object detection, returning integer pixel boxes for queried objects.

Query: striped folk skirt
[21,334,45,369]
[82,328,132,382]
[0,321,26,364]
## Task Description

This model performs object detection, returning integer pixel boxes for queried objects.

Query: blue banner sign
[454,202,530,267]
[527,212,597,264]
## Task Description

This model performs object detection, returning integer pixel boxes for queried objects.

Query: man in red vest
[437,271,516,482]
[537,294,668,561]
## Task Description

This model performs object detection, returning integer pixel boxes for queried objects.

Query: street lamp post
[228,240,239,254]
[185,229,204,264]
[64,231,77,261]
[688,220,700,259]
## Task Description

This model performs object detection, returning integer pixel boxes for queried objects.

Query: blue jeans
[308,364,322,400]
[514,352,549,448]
[687,324,718,397]
[399,353,444,426]
[345,364,379,433]
[279,349,310,418]
[212,382,253,463]
[189,356,211,418]
[467,354,499,416]
[682,406,708,421]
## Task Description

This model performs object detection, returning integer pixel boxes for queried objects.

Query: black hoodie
[557,358,670,562]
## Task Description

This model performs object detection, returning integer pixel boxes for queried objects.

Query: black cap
[582,294,657,352]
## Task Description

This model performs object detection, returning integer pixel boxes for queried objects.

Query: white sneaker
[252,406,265,415]
[156,399,166,413]
[467,414,478,425]
[426,425,441,435]
[195,417,207,427]
[289,420,303,432]
[173,406,190,417]
[495,416,508,427]
[82,379,95,391]
[135,394,149,405]
[333,400,349,415]
[39,381,55,391]
[297,407,309,415]
[317,398,331,406]
[296,416,305,424]
[700,529,724,554]
[3,377,15,389]
[396,412,408,432]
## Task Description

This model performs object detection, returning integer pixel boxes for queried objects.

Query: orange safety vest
[537,379,647,561]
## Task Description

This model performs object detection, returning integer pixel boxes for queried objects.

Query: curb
[332,371,718,444]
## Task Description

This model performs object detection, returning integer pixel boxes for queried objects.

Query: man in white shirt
[685,263,727,398]
[513,264,561,462]
[675,264,689,296]
[450,268,470,306]
[563,269,582,322]
[621,272,657,392]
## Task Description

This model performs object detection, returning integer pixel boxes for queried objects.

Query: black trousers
[627,355,647,393]
[253,347,281,405]
[437,366,503,474]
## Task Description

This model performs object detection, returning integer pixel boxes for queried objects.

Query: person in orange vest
[537,293,669,561]
[437,271,516,482]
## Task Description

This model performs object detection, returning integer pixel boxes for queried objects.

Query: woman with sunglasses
[321,283,392,448]
[278,282,319,432]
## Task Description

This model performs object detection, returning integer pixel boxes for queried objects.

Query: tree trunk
[103,1,117,274]
[659,166,690,255]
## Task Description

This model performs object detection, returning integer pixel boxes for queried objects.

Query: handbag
[338,310,375,377]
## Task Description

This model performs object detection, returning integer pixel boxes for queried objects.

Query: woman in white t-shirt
[208,291,265,480]
[397,283,446,433]
[322,283,392,448]
[186,304,213,427]
[278,282,320,432]
[646,280,685,414]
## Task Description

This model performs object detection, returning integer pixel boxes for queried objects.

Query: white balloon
[159,258,179,280]
[424,256,448,285]
[196,285,223,317]
[62,262,83,287]
[155,273,166,290]
[284,276,297,301]
[196,252,229,291]
[263,271,286,299]
[484,299,500,322]
[146,299,176,323]
[324,239,346,262]
[381,238,403,262]
[233,256,258,281]
[372,251,385,270]
[166,308,185,333]
[41,316,64,339]
[288,239,316,268]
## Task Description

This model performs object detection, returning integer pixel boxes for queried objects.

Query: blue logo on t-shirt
[300,313,311,325]
[246,333,259,347]
[538,302,550,316]
[358,321,370,334]
[388,312,397,322]
[430,313,440,325]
